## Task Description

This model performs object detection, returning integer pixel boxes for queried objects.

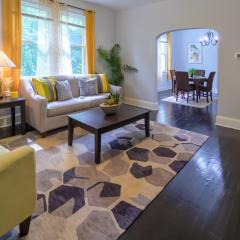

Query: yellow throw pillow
[32,77,57,102]
[87,74,110,93]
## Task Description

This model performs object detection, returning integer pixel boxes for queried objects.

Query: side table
[0,97,26,135]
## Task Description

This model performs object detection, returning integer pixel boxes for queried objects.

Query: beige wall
[116,0,240,127]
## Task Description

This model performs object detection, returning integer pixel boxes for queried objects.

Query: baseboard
[124,97,159,111]
[216,115,240,131]
[158,87,172,92]
[0,113,21,128]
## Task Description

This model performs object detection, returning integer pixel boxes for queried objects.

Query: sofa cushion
[56,80,73,101]
[32,77,57,102]
[69,78,80,97]
[47,94,108,117]
[54,75,80,98]
[79,77,98,96]
[87,74,110,93]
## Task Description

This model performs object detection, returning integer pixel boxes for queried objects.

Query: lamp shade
[0,51,16,68]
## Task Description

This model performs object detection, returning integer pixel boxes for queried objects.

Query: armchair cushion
[0,146,36,236]
[0,146,9,156]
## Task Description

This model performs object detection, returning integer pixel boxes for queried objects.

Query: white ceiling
[83,0,164,10]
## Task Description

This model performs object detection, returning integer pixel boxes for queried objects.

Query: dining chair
[198,72,216,103]
[175,71,196,103]
[170,70,176,94]
[195,70,206,77]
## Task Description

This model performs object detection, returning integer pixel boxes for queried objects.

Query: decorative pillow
[68,78,80,97]
[32,77,57,102]
[79,77,98,96]
[87,74,110,93]
[55,80,73,101]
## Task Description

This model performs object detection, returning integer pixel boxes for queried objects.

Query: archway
[156,28,219,106]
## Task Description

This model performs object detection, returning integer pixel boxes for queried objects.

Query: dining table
[189,76,208,103]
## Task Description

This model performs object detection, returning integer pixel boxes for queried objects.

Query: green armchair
[0,146,36,237]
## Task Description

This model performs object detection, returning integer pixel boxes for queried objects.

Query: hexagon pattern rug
[0,121,208,240]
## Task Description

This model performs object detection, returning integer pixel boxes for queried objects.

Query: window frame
[21,2,86,76]
[159,34,168,74]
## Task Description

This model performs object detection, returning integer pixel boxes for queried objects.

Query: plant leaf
[122,64,138,73]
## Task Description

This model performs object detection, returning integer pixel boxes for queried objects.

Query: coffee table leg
[145,112,150,137]
[95,132,101,164]
[68,119,74,146]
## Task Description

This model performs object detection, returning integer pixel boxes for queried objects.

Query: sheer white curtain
[23,0,76,76]
[22,0,86,76]
[58,7,73,75]
[35,0,53,75]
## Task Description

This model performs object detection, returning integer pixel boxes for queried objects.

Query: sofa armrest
[0,147,36,236]
[26,93,48,132]
[19,78,48,133]
[110,84,123,97]
[28,93,48,115]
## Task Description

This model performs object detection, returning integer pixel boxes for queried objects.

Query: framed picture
[188,43,202,64]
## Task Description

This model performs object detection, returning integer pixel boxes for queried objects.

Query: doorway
[157,28,219,107]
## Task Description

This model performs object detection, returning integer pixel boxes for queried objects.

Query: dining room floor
[119,92,240,240]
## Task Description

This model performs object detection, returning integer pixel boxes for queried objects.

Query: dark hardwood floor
[120,96,240,240]
[1,94,240,240]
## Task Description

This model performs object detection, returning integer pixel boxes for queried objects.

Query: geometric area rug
[0,121,208,240]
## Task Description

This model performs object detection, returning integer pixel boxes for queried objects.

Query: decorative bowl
[100,103,121,115]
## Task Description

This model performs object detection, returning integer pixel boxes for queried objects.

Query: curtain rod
[49,0,95,13]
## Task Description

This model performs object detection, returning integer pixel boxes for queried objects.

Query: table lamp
[0,51,16,98]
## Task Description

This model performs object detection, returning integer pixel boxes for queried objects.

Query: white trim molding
[124,97,159,111]
[158,87,172,92]
[216,115,240,131]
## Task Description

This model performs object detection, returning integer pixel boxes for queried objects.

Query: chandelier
[200,29,219,46]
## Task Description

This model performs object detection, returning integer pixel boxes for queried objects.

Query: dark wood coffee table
[68,104,151,164]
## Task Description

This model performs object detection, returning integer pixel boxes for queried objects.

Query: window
[21,1,86,77]
[61,11,86,74]
[158,33,168,80]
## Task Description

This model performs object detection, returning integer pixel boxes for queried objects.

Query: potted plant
[188,68,196,78]
[100,90,121,115]
[97,44,138,86]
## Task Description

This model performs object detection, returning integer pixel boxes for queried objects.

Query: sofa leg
[19,216,31,237]
[40,132,48,138]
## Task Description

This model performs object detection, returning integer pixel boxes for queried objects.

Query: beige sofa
[19,75,122,135]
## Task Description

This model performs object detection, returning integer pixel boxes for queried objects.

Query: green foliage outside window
[21,4,85,76]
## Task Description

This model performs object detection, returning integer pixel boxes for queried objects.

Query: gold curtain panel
[2,0,22,91]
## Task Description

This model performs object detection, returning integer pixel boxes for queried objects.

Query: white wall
[171,29,219,94]
[116,0,240,125]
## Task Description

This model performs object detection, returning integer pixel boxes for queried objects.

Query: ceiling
[83,0,164,10]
